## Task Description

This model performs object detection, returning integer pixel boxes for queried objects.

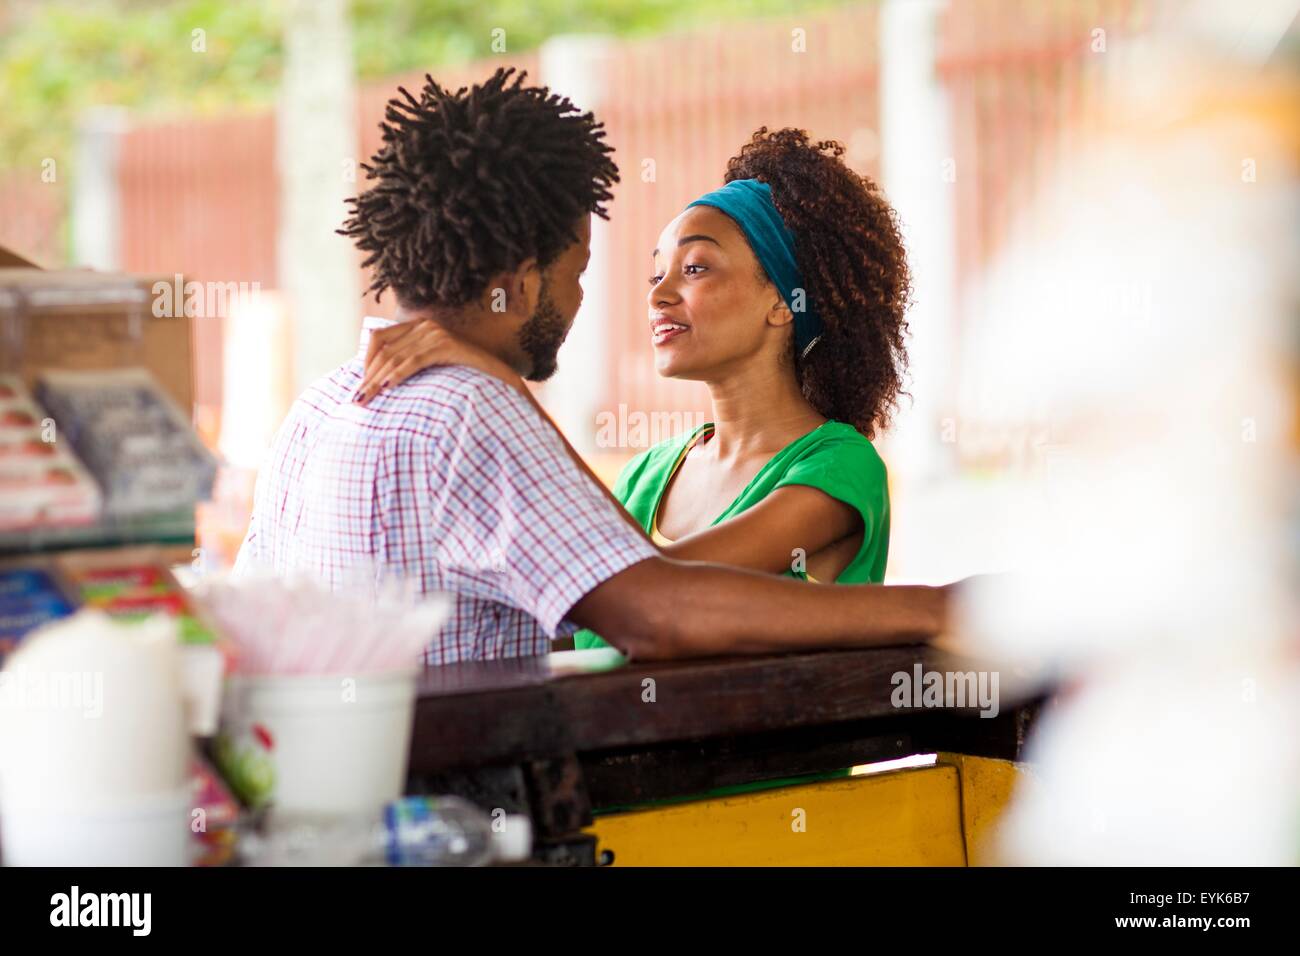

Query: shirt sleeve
[572,448,657,651]
[771,435,890,552]
[429,374,658,637]
[232,513,258,576]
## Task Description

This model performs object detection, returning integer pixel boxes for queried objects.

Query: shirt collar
[357,315,402,357]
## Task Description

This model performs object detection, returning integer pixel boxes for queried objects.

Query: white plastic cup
[219,669,418,818]
[1,787,192,866]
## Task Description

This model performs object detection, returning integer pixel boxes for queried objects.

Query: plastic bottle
[240,796,533,867]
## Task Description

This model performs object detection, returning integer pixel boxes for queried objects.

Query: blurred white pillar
[220,290,292,469]
[277,0,361,392]
[879,0,955,482]
[71,107,128,270]
[538,35,616,455]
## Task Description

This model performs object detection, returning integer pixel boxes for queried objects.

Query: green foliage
[0,0,837,174]
[0,0,284,170]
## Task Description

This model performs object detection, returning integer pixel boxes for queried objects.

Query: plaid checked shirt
[234,316,657,665]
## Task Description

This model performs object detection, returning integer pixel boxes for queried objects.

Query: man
[236,68,950,664]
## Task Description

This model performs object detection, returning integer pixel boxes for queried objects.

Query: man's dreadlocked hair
[339,67,619,309]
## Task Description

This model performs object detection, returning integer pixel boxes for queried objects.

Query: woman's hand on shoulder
[355,321,523,404]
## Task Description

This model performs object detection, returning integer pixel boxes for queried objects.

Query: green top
[572,419,891,808]
[574,419,890,651]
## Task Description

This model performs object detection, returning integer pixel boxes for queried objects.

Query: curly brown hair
[724,127,911,439]
[339,68,618,309]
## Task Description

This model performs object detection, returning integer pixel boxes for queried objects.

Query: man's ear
[482,258,541,317]
[516,258,542,317]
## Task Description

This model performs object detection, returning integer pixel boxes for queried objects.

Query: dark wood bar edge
[406,644,1049,865]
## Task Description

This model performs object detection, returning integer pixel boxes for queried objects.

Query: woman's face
[647,205,789,380]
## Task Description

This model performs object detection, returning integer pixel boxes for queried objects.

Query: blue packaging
[0,568,77,658]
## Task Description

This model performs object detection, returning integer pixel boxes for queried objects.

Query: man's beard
[517,280,571,382]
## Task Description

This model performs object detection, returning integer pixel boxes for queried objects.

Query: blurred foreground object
[955,20,1300,863]
[0,611,192,865]
[193,571,448,676]
[194,573,450,820]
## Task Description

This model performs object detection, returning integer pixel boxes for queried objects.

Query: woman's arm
[659,485,861,574]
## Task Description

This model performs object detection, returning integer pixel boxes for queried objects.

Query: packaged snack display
[0,401,40,429]
[58,555,218,646]
[0,426,61,459]
[0,264,241,864]
[0,375,102,532]
[35,368,216,519]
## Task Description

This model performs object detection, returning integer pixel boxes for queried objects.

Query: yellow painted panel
[590,766,966,866]
[936,753,1025,866]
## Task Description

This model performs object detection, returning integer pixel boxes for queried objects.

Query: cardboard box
[0,245,40,269]
[0,244,193,414]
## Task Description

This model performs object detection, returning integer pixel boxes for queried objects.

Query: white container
[0,612,191,806]
[219,670,418,818]
[1,787,192,866]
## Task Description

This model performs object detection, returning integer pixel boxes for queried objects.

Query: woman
[359,127,912,652]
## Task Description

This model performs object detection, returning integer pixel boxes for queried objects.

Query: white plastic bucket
[1,787,192,866]
[218,669,418,818]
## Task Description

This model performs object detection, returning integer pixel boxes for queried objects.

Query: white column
[71,107,128,270]
[277,0,361,392]
[878,0,955,482]
[538,35,616,455]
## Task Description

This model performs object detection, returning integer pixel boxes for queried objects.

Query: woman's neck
[704,356,825,463]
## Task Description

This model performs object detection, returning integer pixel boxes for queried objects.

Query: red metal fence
[8,1,1163,443]
[937,0,1159,328]
[0,169,64,267]
[117,111,278,420]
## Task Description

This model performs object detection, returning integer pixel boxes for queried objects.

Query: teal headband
[686,178,823,359]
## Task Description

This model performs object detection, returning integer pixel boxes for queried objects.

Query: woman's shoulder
[795,421,887,475]
[771,421,890,532]
[770,420,889,508]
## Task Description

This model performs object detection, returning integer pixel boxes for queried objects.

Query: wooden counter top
[411,643,1044,774]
